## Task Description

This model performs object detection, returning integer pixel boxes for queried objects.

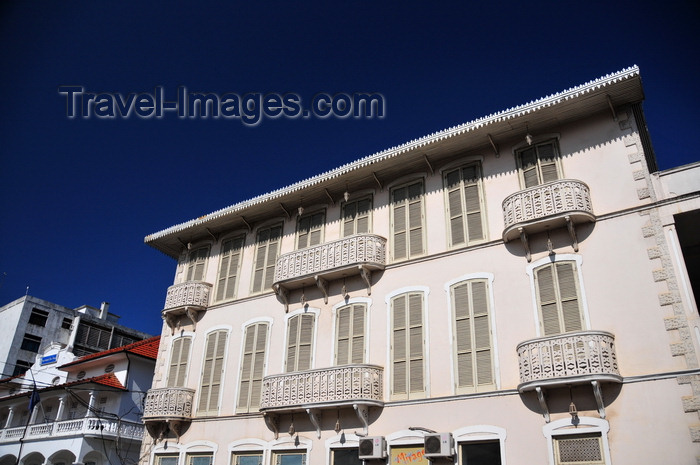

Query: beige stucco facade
[139,67,700,465]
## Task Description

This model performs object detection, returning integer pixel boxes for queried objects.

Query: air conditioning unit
[424,432,454,458]
[358,436,387,460]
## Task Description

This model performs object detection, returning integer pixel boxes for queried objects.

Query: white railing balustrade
[517,330,620,387]
[163,281,211,310]
[260,364,383,410]
[142,387,195,420]
[0,418,144,443]
[274,234,386,284]
[502,179,593,231]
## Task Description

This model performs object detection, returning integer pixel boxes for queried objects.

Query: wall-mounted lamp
[569,401,579,423]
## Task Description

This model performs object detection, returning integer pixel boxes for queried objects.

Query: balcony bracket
[306,408,322,439]
[519,228,531,262]
[359,266,372,295]
[274,285,290,313]
[315,276,329,304]
[565,216,579,252]
[535,387,551,423]
[353,403,370,435]
[592,380,606,419]
[185,307,200,331]
[145,421,168,442]
[163,313,178,336]
[167,419,186,443]
[263,412,280,440]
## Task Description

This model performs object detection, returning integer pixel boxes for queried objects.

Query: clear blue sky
[1,1,698,336]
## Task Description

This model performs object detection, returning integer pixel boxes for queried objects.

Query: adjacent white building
[138,66,700,465]
[0,295,153,378]
[0,336,160,465]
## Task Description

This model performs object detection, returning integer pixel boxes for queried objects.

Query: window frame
[28,308,49,327]
[333,301,368,366]
[390,179,426,261]
[236,321,270,413]
[443,161,487,248]
[250,223,283,294]
[544,417,611,465]
[271,450,307,465]
[296,209,326,250]
[197,328,229,416]
[341,195,373,237]
[283,309,318,373]
[386,287,430,400]
[21,333,42,353]
[215,233,246,302]
[447,276,497,394]
[185,245,211,282]
[527,255,590,338]
[167,335,193,388]
[514,137,564,189]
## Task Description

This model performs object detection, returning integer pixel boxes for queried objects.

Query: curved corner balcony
[162,281,212,332]
[260,364,384,438]
[142,387,195,442]
[517,330,621,392]
[502,180,594,260]
[272,234,387,309]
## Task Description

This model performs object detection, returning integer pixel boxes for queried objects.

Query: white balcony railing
[502,179,594,242]
[163,281,211,311]
[142,387,195,420]
[517,330,621,391]
[260,364,384,411]
[273,234,387,285]
[0,418,144,443]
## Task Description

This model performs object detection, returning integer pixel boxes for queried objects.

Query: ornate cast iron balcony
[517,330,621,421]
[260,364,384,438]
[272,234,387,310]
[502,180,595,261]
[162,281,212,333]
[142,387,195,442]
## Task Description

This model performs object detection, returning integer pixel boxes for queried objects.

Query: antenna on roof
[25,285,30,296]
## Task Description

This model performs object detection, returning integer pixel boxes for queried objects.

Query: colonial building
[0,295,153,378]
[139,66,700,465]
[0,336,159,465]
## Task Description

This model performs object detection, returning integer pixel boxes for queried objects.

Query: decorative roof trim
[145,66,640,242]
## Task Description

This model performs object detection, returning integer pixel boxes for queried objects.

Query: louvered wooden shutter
[356,198,371,234]
[335,304,366,365]
[520,147,540,188]
[216,236,244,301]
[392,293,424,398]
[198,330,227,414]
[538,142,559,183]
[264,227,280,290]
[446,170,465,246]
[453,280,493,391]
[297,212,324,248]
[286,314,315,372]
[445,165,484,247]
[463,165,484,242]
[342,202,357,237]
[167,337,191,387]
[392,182,424,260]
[187,247,209,281]
[252,226,281,293]
[237,323,268,412]
[536,262,582,335]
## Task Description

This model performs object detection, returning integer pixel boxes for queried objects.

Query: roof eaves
[145,65,640,242]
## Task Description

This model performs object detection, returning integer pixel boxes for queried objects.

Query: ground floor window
[155,455,178,465]
[187,454,213,465]
[554,433,605,465]
[232,453,263,465]
[390,445,428,464]
[460,441,501,465]
[273,451,306,465]
[331,448,361,465]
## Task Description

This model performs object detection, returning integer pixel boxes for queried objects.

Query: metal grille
[555,435,604,464]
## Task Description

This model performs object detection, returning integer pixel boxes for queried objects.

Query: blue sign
[41,354,57,365]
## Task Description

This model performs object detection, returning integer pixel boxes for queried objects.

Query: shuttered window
[251,224,282,293]
[285,314,315,372]
[535,261,583,336]
[186,246,210,282]
[237,322,268,413]
[216,235,245,301]
[342,197,372,237]
[391,181,425,261]
[444,163,485,247]
[335,304,366,365]
[391,292,425,399]
[452,280,494,392]
[517,140,561,188]
[554,434,605,465]
[167,337,192,387]
[198,330,227,415]
[297,211,325,249]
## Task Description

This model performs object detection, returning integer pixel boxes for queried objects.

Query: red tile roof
[0,373,126,402]
[59,336,160,368]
